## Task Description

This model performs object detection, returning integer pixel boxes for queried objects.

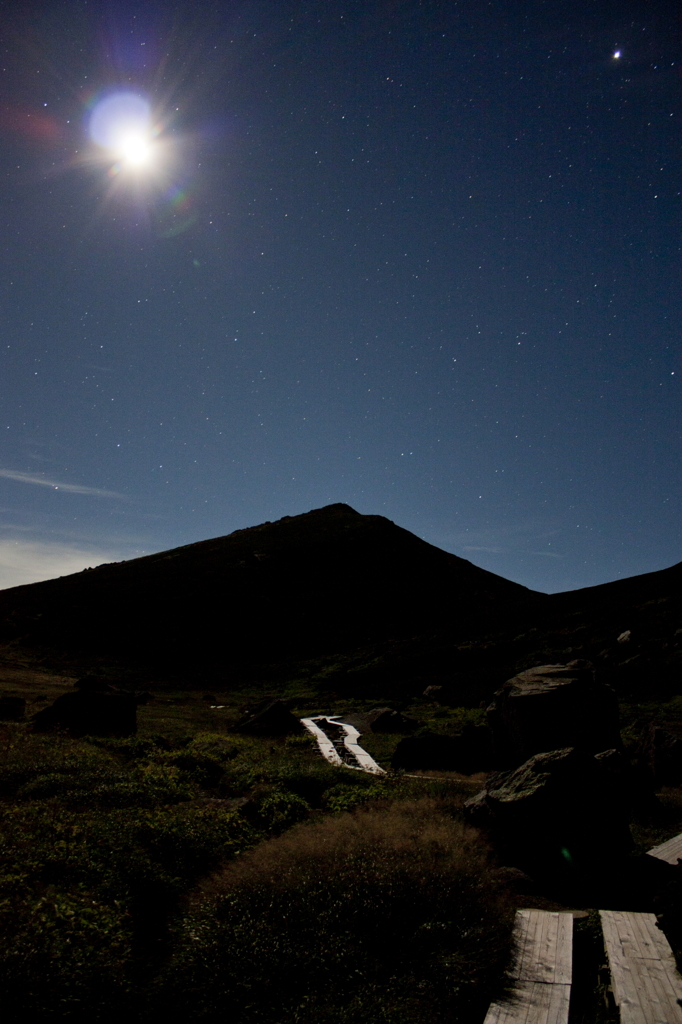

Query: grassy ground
[2,648,682,1023]
[0,653,511,1024]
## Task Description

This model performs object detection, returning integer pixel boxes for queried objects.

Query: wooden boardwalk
[484,910,573,1024]
[647,832,682,867]
[300,716,385,774]
[600,910,682,1024]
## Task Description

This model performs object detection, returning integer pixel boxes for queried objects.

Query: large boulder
[234,698,303,736]
[486,660,620,768]
[465,746,632,872]
[365,707,419,733]
[0,696,25,721]
[32,690,137,737]
[334,708,419,735]
[391,725,493,774]
[637,721,682,786]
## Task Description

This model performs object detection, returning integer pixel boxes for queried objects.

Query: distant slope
[303,557,682,703]
[546,559,682,617]
[0,504,540,672]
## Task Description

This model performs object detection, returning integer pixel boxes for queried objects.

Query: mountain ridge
[0,504,539,673]
[0,503,679,702]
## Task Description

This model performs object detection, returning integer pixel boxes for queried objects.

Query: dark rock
[463,788,491,825]
[423,685,445,701]
[637,721,682,786]
[32,690,137,737]
[486,660,620,768]
[334,712,368,733]
[365,707,419,733]
[489,865,537,893]
[234,698,303,736]
[337,709,418,736]
[0,696,25,721]
[391,724,493,773]
[464,746,632,872]
[73,675,115,692]
[422,681,482,706]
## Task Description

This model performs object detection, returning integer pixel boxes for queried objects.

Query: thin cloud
[462,545,504,554]
[0,470,125,500]
[0,539,124,590]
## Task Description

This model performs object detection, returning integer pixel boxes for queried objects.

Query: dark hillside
[546,560,682,618]
[299,559,682,704]
[0,504,539,675]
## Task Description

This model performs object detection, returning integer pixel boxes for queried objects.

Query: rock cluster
[456,660,634,872]
[391,725,492,774]
[234,698,303,735]
[341,707,418,734]
[32,687,137,737]
[486,660,620,768]
[637,721,682,786]
[465,746,632,872]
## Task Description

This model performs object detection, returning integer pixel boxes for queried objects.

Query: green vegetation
[0,689,509,1023]
[5,657,682,1024]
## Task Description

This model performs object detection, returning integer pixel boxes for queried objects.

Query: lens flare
[89,92,154,167]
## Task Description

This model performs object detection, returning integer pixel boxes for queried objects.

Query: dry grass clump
[154,797,514,1024]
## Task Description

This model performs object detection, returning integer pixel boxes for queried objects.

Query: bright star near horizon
[613,50,621,58]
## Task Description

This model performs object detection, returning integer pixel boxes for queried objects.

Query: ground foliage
[5,673,682,1024]
[155,799,515,1024]
[0,720,511,1023]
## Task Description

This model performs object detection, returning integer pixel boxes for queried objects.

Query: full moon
[89,92,154,167]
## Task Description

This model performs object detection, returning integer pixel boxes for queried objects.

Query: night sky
[1,0,680,593]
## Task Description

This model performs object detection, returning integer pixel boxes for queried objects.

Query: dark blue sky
[1,0,680,592]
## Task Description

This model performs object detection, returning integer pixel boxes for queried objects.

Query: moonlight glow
[89,92,155,167]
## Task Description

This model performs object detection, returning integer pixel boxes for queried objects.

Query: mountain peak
[0,505,537,672]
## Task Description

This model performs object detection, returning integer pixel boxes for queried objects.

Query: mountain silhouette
[0,504,539,673]
[1,504,679,699]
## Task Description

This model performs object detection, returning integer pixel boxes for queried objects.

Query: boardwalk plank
[513,910,572,985]
[300,718,343,766]
[601,911,676,966]
[333,720,386,774]
[484,911,572,1024]
[484,982,570,1024]
[647,832,682,867]
[600,910,682,1024]
[612,959,682,1024]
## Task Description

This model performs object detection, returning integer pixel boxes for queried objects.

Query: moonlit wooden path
[300,716,386,774]
[302,731,682,1024]
[647,832,682,867]
[600,910,682,1024]
[483,910,573,1024]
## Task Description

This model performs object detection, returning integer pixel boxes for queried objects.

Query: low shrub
[0,885,132,1021]
[321,780,389,812]
[250,788,311,831]
[16,762,196,808]
[0,733,115,797]
[154,798,514,1024]
[0,796,259,1021]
